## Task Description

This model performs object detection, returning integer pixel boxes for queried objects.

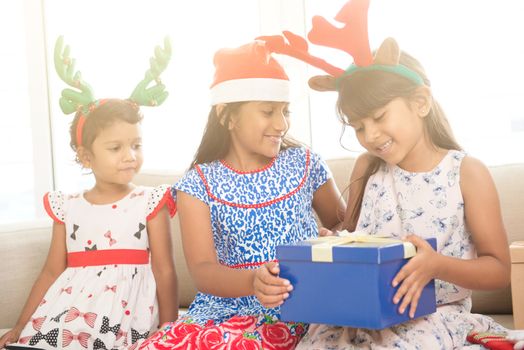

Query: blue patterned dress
[140,147,330,349]
[297,150,506,350]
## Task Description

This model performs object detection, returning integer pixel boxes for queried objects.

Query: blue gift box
[277,234,437,329]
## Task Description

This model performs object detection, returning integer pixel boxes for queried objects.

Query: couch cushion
[0,223,51,329]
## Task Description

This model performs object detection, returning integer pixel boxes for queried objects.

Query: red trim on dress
[146,188,177,221]
[43,192,64,224]
[67,249,149,267]
[196,149,311,209]
[220,157,276,174]
[223,259,278,269]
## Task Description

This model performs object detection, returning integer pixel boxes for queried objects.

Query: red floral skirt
[139,314,306,350]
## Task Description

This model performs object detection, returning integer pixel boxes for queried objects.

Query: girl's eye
[108,146,120,151]
[374,112,385,121]
[283,109,291,117]
[133,143,142,150]
[350,124,363,132]
[262,110,273,116]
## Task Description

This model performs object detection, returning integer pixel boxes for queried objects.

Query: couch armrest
[510,241,524,329]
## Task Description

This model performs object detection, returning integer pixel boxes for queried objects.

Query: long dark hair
[189,102,301,169]
[336,52,462,228]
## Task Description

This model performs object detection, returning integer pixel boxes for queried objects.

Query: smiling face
[348,97,429,169]
[226,101,290,165]
[79,120,143,187]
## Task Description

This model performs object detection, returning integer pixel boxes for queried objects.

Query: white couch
[1,157,523,336]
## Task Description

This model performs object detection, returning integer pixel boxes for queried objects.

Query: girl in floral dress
[140,40,345,349]
[0,37,178,350]
[264,0,511,348]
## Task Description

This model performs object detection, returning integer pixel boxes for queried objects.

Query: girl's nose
[274,109,289,131]
[124,148,137,162]
[364,124,380,143]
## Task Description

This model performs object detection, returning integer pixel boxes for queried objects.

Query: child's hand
[391,234,440,318]
[253,262,293,309]
[0,326,22,348]
[319,227,336,236]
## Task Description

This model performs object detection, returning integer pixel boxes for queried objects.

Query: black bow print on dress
[131,329,149,343]
[134,223,145,239]
[51,309,68,322]
[93,338,108,350]
[29,328,59,347]
[100,316,121,336]
[70,224,79,240]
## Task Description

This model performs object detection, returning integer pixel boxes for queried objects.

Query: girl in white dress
[261,0,512,347]
[0,37,178,350]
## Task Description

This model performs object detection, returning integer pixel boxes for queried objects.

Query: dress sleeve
[146,185,177,221]
[309,149,332,192]
[43,191,65,224]
[172,167,210,205]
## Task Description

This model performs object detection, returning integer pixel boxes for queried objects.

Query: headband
[258,0,424,91]
[54,36,172,145]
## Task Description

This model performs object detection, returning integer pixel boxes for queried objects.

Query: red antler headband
[54,36,172,145]
[258,0,423,91]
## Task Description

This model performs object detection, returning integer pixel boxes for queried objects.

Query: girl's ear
[412,86,433,117]
[77,146,92,168]
[308,75,337,91]
[215,104,228,126]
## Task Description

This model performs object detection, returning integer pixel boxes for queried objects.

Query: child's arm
[148,206,178,325]
[177,191,292,307]
[438,156,511,287]
[313,178,346,232]
[0,222,67,347]
[391,156,511,318]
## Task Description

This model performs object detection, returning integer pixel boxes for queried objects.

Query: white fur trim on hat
[210,78,290,105]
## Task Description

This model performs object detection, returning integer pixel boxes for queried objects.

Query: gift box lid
[278,232,436,264]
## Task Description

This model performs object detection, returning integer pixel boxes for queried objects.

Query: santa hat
[210,41,290,105]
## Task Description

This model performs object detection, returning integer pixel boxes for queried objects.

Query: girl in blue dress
[140,41,344,349]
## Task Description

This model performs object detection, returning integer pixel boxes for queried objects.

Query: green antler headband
[129,37,171,106]
[54,36,172,145]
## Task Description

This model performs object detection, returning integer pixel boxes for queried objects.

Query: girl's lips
[376,140,392,153]
[267,136,282,143]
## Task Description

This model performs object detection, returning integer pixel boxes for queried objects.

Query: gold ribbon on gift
[309,231,416,262]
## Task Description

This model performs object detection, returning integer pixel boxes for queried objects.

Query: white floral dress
[298,151,506,350]
[15,185,176,350]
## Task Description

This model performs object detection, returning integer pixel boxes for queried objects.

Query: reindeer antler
[308,0,373,67]
[129,37,172,106]
[54,36,96,115]
[257,31,345,77]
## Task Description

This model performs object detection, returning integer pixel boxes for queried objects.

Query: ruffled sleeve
[43,191,65,224]
[172,167,210,205]
[308,149,332,191]
[146,185,177,221]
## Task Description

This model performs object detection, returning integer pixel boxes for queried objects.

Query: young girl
[0,37,178,350]
[139,41,345,349]
[265,0,511,348]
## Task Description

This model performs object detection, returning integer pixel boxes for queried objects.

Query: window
[306,0,524,165]
[2,0,523,227]
[0,0,52,225]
